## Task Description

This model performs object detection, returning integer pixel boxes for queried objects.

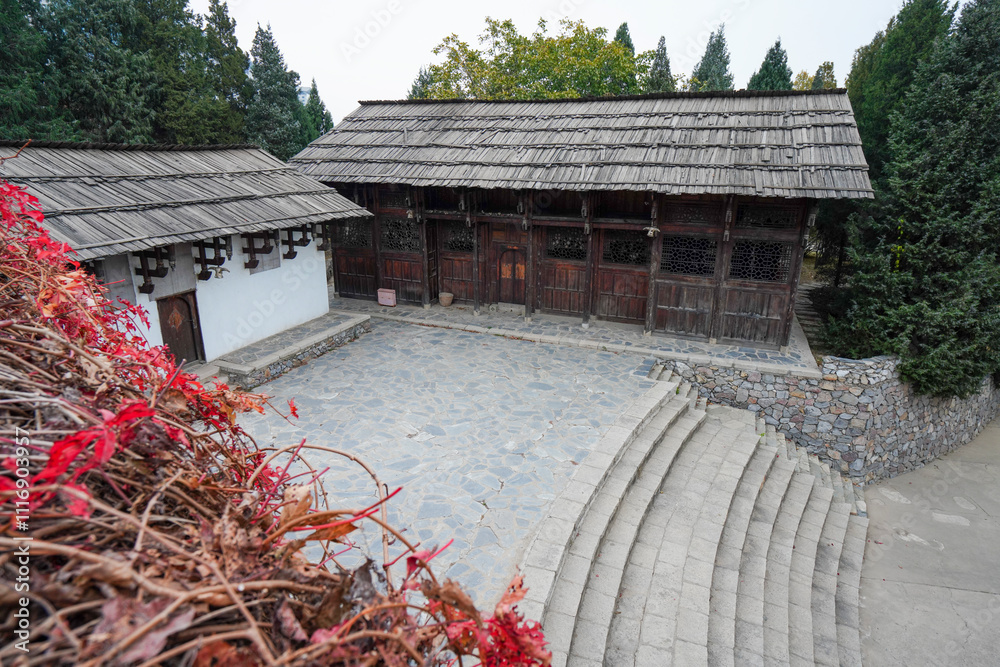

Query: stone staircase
[519,365,868,667]
[794,281,825,343]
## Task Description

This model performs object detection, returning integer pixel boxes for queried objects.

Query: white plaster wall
[193,235,330,361]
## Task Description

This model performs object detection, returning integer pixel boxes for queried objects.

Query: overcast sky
[188,0,941,124]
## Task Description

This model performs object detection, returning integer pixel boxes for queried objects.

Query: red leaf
[288,398,299,419]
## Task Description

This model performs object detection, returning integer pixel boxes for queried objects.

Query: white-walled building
[0,141,371,364]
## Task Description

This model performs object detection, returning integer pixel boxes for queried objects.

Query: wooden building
[0,141,370,363]
[292,90,873,348]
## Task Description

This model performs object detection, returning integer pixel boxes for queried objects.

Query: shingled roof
[0,141,371,261]
[292,89,873,200]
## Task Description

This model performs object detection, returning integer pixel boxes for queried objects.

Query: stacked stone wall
[663,355,1000,482]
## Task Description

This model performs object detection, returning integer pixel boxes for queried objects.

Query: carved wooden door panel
[157,291,204,364]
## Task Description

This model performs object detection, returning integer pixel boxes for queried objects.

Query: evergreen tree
[811,61,838,89]
[0,0,53,139]
[245,24,304,160]
[407,66,434,99]
[613,22,634,55]
[203,0,250,143]
[645,36,675,92]
[747,39,792,90]
[688,26,734,91]
[826,0,1000,397]
[849,0,955,185]
[303,79,334,140]
[38,0,157,143]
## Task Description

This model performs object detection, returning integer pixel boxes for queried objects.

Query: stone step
[706,441,786,666]
[563,404,707,667]
[629,409,761,666]
[538,384,695,666]
[732,452,799,665]
[518,379,682,628]
[835,514,868,667]
[812,502,852,665]
[788,483,835,663]
[763,472,817,665]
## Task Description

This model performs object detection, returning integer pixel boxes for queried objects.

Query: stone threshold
[215,314,371,388]
[362,311,823,380]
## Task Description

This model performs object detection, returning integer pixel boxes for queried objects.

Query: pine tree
[245,24,304,160]
[38,0,158,143]
[826,0,1000,398]
[848,0,955,185]
[303,79,334,140]
[811,61,837,89]
[407,66,434,99]
[204,0,250,143]
[645,36,675,93]
[613,22,634,55]
[747,39,792,90]
[0,0,53,139]
[688,26,734,91]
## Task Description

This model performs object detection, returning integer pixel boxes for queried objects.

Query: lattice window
[728,240,793,282]
[379,190,409,209]
[666,204,724,226]
[442,221,474,253]
[735,205,798,229]
[335,220,372,249]
[602,230,648,266]
[661,236,717,276]
[546,227,587,261]
[380,217,421,253]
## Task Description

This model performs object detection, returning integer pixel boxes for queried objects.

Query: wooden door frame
[495,244,527,305]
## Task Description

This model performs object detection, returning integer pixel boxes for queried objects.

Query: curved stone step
[564,404,707,666]
[518,379,682,636]
[760,470,816,666]
[836,514,868,667]
[732,452,799,665]
[787,483,835,663]
[705,438,782,667]
[533,383,694,666]
[626,411,762,666]
[812,502,852,665]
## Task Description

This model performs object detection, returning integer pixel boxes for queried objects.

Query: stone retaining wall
[662,355,1000,483]
[220,319,371,389]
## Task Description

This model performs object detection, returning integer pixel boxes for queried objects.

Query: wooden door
[157,291,204,364]
[594,228,649,324]
[498,248,526,304]
[332,219,377,299]
[537,226,588,315]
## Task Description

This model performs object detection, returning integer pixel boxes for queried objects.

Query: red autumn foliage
[0,171,550,666]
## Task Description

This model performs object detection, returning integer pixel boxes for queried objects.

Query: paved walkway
[239,320,656,605]
[861,417,1000,665]
[329,293,821,378]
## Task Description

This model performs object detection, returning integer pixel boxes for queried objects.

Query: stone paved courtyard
[240,321,655,605]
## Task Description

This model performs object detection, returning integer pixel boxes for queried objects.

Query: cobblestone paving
[240,321,655,605]
[217,310,356,365]
[329,294,818,374]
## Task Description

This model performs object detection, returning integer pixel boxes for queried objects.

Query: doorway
[498,248,526,305]
[157,291,205,364]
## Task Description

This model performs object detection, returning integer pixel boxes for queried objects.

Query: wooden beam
[644,194,663,335]
[524,191,535,321]
[710,194,737,343]
[418,189,431,308]
[582,192,595,327]
[782,200,816,348]
[469,191,481,315]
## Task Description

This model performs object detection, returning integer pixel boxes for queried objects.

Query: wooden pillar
[416,188,431,309]
[782,200,817,349]
[582,192,595,328]
[710,194,737,344]
[644,194,663,335]
[372,186,383,291]
[524,191,535,322]
[469,191,481,316]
